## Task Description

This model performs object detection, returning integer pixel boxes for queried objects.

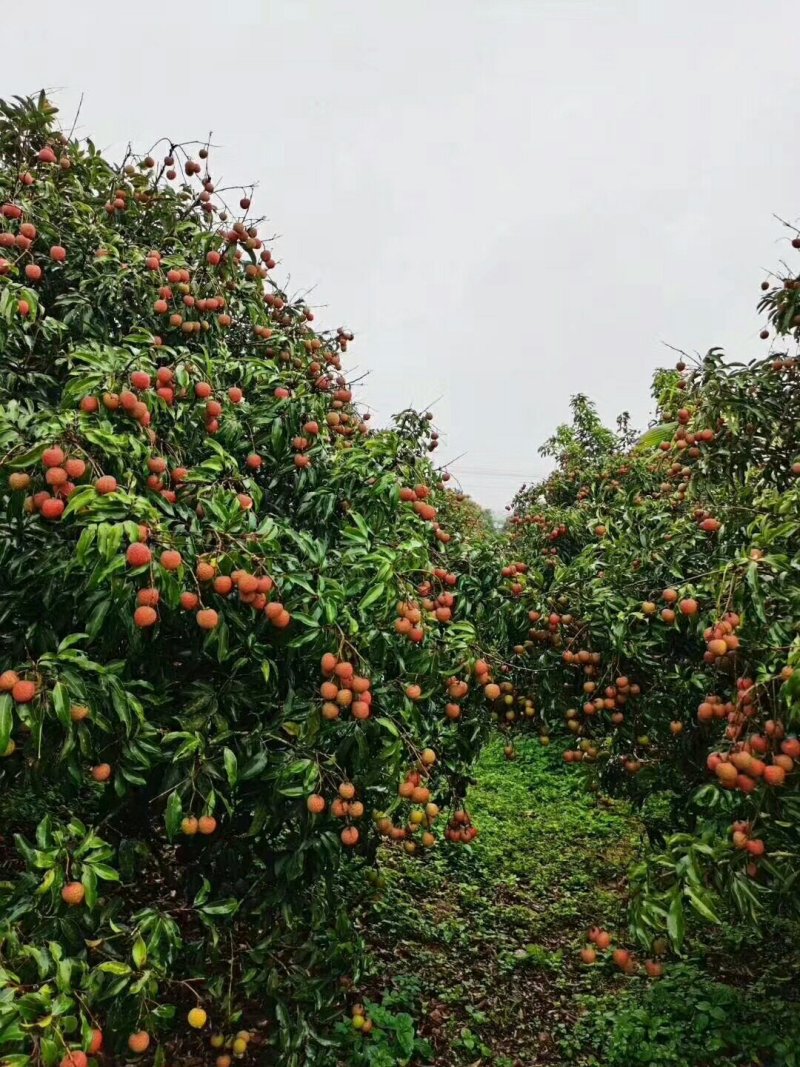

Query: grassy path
[356,738,642,1065]
[349,738,800,1067]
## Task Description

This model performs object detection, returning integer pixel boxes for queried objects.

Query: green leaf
[89,862,120,882]
[51,682,71,728]
[165,790,183,840]
[375,716,400,738]
[667,891,685,951]
[223,747,238,789]
[96,961,131,976]
[359,582,386,612]
[200,899,240,916]
[685,885,721,924]
[35,869,56,897]
[132,935,147,968]
[81,865,98,909]
[0,694,13,754]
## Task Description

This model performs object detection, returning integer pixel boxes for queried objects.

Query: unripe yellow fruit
[188,1007,207,1029]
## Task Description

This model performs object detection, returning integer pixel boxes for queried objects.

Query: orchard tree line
[0,91,799,1066]
[501,301,800,964]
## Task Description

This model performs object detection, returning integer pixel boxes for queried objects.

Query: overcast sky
[6,1,800,512]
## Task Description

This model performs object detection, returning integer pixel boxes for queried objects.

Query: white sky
[6,1,800,512]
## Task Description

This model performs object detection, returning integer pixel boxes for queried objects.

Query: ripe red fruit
[341,826,359,847]
[196,561,215,582]
[62,459,85,481]
[38,146,57,164]
[126,543,152,567]
[197,609,219,630]
[764,764,786,787]
[61,881,86,906]
[50,244,66,262]
[195,381,212,398]
[612,948,631,969]
[228,386,243,403]
[137,588,160,607]
[131,371,151,390]
[134,605,158,628]
[213,575,233,596]
[24,263,42,282]
[88,1030,104,1054]
[17,299,30,317]
[715,762,738,788]
[60,1051,88,1067]
[94,476,117,495]
[0,671,19,692]
[91,763,112,781]
[12,679,36,704]
[180,591,199,610]
[160,549,183,571]
[43,446,66,468]
[79,395,99,413]
[128,1031,151,1054]
[41,497,65,520]
[307,794,326,814]
[207,250,221,265]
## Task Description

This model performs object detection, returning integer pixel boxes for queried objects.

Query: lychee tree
[0,93,511,1066]
[499,276,800,964]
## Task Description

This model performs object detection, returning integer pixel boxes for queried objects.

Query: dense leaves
[0,93,508,1065]
[501,307,800,953]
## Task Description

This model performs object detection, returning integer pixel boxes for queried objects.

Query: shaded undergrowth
[342,738,800,1067]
